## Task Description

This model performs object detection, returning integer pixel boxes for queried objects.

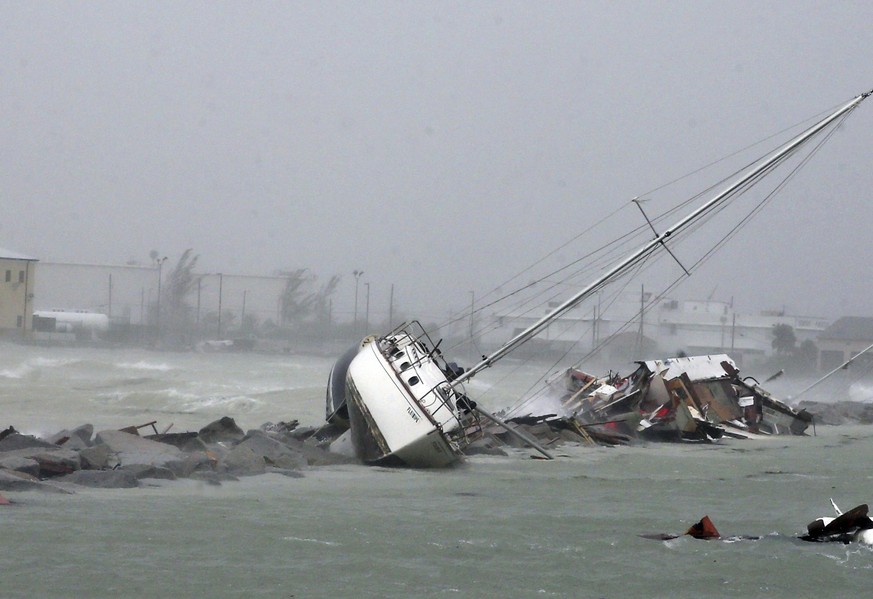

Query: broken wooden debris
[497,353,815,448]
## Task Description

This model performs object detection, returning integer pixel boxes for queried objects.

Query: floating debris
[800,500,873,544]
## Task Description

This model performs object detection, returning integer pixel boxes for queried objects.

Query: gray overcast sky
[3,1,873,322]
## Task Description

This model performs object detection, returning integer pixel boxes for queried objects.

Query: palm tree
[277,268,317,326]
[162,249,200,345]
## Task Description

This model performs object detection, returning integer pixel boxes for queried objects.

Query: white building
[478,292,829,367]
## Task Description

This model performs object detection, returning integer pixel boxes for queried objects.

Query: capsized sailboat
[329,88,872,467]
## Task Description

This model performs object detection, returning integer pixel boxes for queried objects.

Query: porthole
[408,376,420,385]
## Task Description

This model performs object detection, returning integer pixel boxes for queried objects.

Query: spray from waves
[1,356,83,379]
[849,383,873,404]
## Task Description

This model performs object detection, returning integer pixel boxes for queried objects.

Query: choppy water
[2,341,872,598]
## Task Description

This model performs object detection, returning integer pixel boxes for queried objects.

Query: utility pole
[242,289,247,329]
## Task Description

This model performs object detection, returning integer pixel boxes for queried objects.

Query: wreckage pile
[498,354,815,446]
[0,417,354,494]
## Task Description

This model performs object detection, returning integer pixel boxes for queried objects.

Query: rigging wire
[435,103,836,340]
[501,110,856,416]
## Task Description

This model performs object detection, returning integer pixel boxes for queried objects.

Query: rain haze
[3,1,873,323]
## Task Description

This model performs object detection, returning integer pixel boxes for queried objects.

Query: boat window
[408,376,420,385]
[400,361,411,371]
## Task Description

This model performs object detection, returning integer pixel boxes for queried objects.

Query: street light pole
[388,283,394,329]
[353,270,364,328]
[364,282,370,332]
[155,256,167,340]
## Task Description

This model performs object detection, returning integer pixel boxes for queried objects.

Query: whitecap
[281,536,341,546]
[175,394,262,413]
[116,361,173,372]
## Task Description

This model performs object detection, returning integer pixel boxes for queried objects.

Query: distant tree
[314,274,341,324]
[164,250,200,313]
[161,249,200,346]
[771,324,797,355]
[277,269,317,326]
[240,312,260,334]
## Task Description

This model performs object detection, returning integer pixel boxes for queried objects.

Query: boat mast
[451,90,872,387]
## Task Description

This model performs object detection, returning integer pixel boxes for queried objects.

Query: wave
[30,356,83,368]
[115,361,174,372]
[282,536,341,546]
[176,394,263,413]
[1,356,84,379]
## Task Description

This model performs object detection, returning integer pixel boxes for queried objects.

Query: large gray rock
[35,449,82,476]
[272,433,356,466]
[198,417,245,444]
[58,470,139,489]
[0,456,41,477]
[219,444,266,476]
[0,433,58,452]
[79,444,112,470]
[94,430,184,468]
[146,432,208,453]
[121,464,177,481]
[0,469,72,493]
[47,424,94,448]
[238,430,307,470]
[0,447,82,476]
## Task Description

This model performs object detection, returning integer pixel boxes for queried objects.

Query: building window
[19,270,25,283]
[17,315,23,328]
[5,270,10,282]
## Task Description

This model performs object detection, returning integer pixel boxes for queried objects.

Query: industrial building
[0,247,38,337]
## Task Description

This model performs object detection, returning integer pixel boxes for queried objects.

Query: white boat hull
[345,331,467,467]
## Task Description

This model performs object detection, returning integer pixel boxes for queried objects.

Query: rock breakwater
[0,418,354,495]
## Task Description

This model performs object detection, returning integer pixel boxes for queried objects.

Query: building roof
[0,247,38,261]
[819,316,873,342]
